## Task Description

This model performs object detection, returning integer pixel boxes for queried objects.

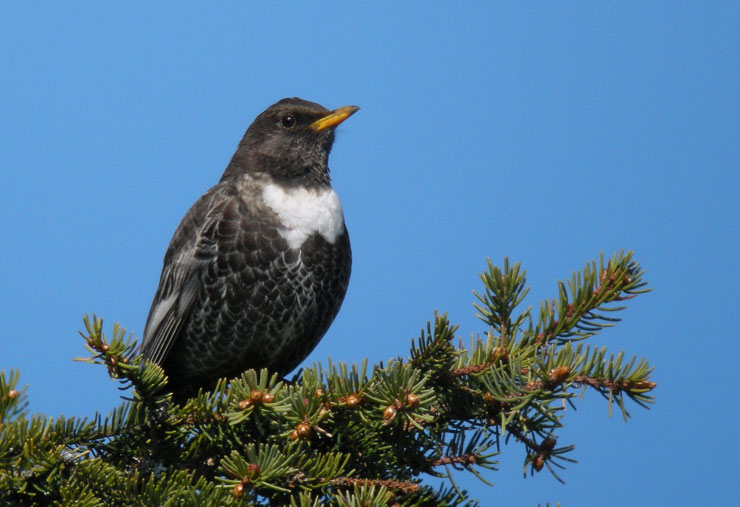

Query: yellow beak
[310,105,361,131]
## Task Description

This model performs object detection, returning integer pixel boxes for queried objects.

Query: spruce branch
[474,257,531,343]
[327,483,399,506]
[0,369,28,424]
[533,251,650,346]
[329,477,420,495]
[0,251,656,504]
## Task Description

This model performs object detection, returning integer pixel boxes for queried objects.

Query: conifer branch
[329,476,421,495]
[0,251,656,504]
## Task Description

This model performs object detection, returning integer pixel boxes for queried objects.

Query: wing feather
[140,187,230,367]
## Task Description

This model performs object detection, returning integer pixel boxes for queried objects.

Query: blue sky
[1,2,737,505]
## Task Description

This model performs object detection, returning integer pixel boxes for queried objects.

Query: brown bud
[122,357,130,364]
[262,392,275,403]
[100,344,109,353]
[383,405,397,421]
[406,393,420,408]
[247,463,260,478]
[290,430,299,441]
[296,422,312,439]
[345,393,361,408]
[233,483,245,498]
[8,390,18,400]
[541,437,556,451]
[483,392,494,404]
[238,399,252,411]
[493,347,508,362]
[533,455,545,472]
[314,388,324,398]
[249,391,263,404]
[108,356,118,367]
[629,380,657,391]
[548,366,571,384]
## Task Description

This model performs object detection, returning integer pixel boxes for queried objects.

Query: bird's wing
[140,188,228,367]
[140,259,202,367]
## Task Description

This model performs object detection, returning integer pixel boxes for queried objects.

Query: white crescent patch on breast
[261,183,345,249]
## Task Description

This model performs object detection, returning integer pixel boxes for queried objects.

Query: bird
[140,97,358,399]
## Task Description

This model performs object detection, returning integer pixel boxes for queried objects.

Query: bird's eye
[279,114,296,129]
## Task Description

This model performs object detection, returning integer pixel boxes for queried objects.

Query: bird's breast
[260,182,345,250]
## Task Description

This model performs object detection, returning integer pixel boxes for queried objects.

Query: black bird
[141,98,358,399]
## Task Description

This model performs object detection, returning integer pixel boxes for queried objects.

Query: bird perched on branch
[141,98,359,399]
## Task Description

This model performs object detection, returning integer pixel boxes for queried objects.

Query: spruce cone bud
[629,380,657,391]
[383,405,397,421]
[296,422,312,438]
[233,483,245,498]
[548,366,571,384]
[345,393,361,408]
[406,393,420,408]
[493,347,508,362]
[533,455,545,472]
[541,437,556,451]
[262,392,275,403]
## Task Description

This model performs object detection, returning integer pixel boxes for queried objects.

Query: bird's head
[223,98,360,187]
